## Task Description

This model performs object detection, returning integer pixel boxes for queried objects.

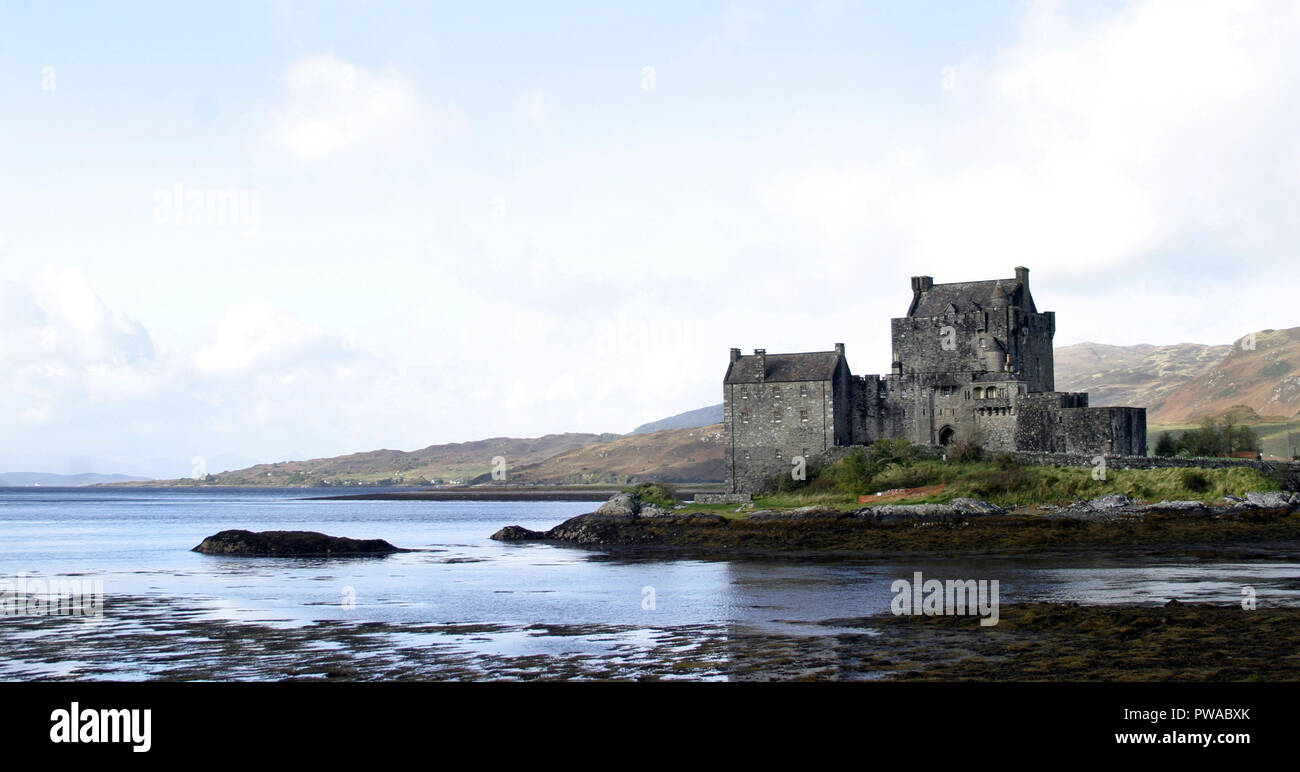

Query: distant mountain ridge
[1,472,152,487]
[630,404,723,434]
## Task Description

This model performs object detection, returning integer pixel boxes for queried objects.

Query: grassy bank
[742,442,1281,510]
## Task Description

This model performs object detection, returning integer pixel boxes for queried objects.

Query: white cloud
[759,0,1300,284]
[271,54,453,160]
[193,300,326,373]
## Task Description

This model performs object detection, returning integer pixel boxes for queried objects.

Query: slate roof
[908,278,1035,317]
[724,351,843,384]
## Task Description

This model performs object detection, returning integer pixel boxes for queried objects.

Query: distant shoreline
[308,485,724,502]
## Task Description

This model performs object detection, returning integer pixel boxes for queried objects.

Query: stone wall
[693,493,753,504]
[725,378,841,493]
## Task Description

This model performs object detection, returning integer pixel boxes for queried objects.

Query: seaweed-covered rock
[192,530,405,556]
[490,525,547,541]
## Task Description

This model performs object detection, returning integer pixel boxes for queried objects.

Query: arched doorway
[938,425,955,446]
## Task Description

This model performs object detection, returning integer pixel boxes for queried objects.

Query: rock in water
[490,525,547,541]
[192,529,405,556]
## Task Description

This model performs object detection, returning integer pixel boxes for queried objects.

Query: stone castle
[723,267,1147,493]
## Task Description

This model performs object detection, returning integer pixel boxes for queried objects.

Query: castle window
[741,411,749,424]
[799,384,808,397]
[743,450,751,461]
[773,411,781,423]
[800,409,808,423]
[774,388,782,399]
[973,387,984,399]
[774,449,782,460]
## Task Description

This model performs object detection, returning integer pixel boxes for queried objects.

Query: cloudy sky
[2,0,1298,478]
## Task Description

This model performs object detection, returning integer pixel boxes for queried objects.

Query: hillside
[485,424,725,484]
[1054,341,1231,411]
[630,404,722,434]
[1147,328,1300,423]
[138,433,616,487]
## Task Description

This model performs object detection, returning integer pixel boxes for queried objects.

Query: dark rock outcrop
[490,525,548,541]
[192,529,406,556]
[491,512,729,545]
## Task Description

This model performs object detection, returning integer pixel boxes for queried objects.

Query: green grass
[753,450,1280,510]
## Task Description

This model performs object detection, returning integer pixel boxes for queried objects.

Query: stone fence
[693,493,753,504]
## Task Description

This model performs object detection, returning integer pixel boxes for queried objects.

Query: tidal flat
[3,595,1296,682]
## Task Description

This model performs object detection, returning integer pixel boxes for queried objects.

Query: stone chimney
[753,349,767,382]
[834,342,845,358]
[730,347,742,363]
[1015,266,1029,290]
[911,275,933,295]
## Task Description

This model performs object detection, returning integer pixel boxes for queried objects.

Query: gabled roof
[909,278,1034,317]
[725,351,843,384]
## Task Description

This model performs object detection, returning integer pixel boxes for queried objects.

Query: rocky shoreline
[491,490,1300,553]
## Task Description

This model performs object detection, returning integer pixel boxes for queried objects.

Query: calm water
[1,487,1298,679]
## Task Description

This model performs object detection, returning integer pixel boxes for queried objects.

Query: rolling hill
[630,404,723,434]
[1144,328,1300,423]
[131,433,617,487]
[1056,328,1300,424]
[485,424,725,484]
[1054,341,1232,412]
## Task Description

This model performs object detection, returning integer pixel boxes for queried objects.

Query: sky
[2,0,1299,478]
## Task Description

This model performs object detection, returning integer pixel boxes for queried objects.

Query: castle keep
[723,267,1147,493]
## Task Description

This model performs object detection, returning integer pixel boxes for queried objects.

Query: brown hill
[1054,340,1231,411]
[159,433,615,486]
[494,424,725,484]
[1146,328,1300,423]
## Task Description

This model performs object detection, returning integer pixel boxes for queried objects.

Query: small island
[192,530,407,557]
